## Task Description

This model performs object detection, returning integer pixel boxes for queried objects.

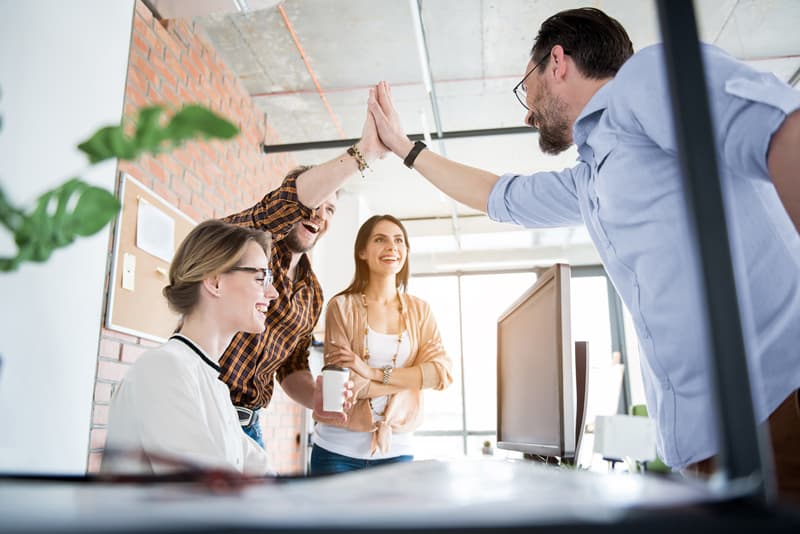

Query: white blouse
[102,336,272,475]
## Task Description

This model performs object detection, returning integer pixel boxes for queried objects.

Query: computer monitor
[496,263,579,460]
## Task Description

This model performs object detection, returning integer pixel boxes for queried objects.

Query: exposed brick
[152,54,178,92]
[184,172,203,195]
[152,180,180,207]
[131,50,157,84]
[121,343,147,364]
[131,33,149,60]
[102,329,140,345]
[171,176,191,203]
[135,0,153,19]
[92,404,110,426]
[98,338,121,360]
[178,200,201,223]
[160,83,180,106]
[142,26,165,61]
[97,360,130,382]
[145,157,168,185]
[94,382,113,403]
[87,452,104,474]
[190,191,213,219]
[90,428,108,450]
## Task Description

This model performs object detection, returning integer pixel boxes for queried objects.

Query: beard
[531,86,572,155]
[284,223,317,254]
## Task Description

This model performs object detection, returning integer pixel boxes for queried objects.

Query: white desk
[0,458,732,532]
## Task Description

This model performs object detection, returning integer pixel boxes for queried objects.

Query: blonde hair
[162,219,271,317]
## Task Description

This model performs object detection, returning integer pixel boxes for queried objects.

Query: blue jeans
[241,414,264,448]
[310,444,413,475]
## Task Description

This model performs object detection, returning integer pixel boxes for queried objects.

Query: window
[410,266,633,463]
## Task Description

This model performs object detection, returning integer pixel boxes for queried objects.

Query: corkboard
[105,173,195,342]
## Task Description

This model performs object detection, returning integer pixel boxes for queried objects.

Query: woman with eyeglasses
[103,219,279,475]
[310,215,453,474]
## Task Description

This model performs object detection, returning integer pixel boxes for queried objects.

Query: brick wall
[88,0,306,475]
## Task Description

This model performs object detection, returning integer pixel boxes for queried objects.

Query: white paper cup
[321,365,350,413]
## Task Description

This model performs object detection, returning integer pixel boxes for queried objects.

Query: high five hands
[367,81,414,159]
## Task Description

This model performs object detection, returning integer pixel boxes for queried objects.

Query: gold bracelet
[347,144,370,177]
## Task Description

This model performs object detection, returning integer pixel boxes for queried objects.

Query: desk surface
[1,458,797,532]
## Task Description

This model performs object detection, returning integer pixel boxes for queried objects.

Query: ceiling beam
[262,126,534,153]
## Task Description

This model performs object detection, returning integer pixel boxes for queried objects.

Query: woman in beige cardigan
[312,215,453,474]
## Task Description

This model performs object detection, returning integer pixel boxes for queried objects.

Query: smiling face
[219,240,278,333]
[285,193,338,254]
[358,219,408,280]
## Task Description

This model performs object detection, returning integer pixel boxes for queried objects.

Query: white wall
[312,191,371,314]
[0,0,134,473]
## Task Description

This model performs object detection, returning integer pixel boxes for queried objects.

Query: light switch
[122,253,136,291]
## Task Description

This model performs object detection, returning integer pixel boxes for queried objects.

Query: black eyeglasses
[227,266,273,289]
[512,49,569,110]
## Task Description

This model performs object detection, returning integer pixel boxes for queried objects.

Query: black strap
[170,335,221,373]
[403,140,427,168]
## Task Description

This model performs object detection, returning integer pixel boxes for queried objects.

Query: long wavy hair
[336,214,410,298]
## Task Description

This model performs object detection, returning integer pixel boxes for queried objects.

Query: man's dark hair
[531,8,634,79]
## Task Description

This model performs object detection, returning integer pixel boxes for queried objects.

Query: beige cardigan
[318,292,453,454]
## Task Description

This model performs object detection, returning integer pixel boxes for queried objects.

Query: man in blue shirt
[368,8,800,501]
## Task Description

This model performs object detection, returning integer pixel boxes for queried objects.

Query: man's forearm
[295,144,367,209]
[280,370,315,410]
[410,148,500,213]
[768,108,800,232]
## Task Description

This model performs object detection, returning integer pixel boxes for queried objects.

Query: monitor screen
[496,263,576,459]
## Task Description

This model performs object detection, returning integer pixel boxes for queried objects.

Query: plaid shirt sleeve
[221,172,312,241]
[276,331,313,384]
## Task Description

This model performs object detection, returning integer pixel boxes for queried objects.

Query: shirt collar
[572,78,615,147]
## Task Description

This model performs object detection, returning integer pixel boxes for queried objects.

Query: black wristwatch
[403,141,427,168]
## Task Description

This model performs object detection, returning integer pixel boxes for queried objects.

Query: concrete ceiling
[189,0,800,273]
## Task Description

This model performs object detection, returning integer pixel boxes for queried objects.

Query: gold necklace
[361,292,405,416]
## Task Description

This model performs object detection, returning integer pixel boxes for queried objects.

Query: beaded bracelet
[347,144,370,178]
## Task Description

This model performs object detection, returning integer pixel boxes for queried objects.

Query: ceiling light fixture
[233,0,249,15]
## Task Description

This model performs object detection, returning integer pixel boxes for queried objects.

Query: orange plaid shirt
[219,175,323,409]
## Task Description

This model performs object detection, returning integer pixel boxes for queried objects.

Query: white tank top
[313,328,414,459]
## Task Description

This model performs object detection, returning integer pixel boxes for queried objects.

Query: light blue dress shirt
[488,44,800,468]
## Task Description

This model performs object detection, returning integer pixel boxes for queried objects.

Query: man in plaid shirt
[219,104,385,448]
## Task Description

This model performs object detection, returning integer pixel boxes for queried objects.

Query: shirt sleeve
[275,332,312,384]
[487,169,582,227]
[323,296,371,400]
[127,355,244,473]
[222,172,313,242]
[611,44,800,179]
[414,299,453,391]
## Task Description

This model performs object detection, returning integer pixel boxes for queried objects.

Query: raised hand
[356,89,389,162]
[368,81,414,158]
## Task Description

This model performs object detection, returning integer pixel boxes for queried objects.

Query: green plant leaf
[3,103,237,272]
[71,186,120,236]
[0,178,120,272]
[134,105,167,154]
[167,105,239,143]
[77,104,238,164]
